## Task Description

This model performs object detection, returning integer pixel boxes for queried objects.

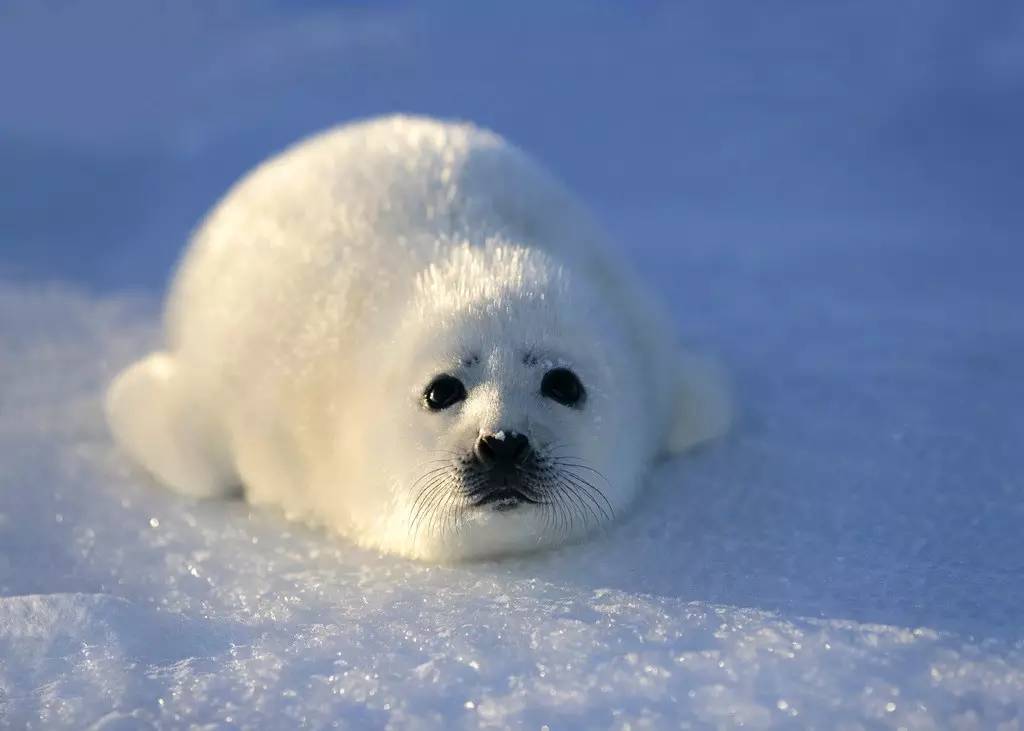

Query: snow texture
[2,2,1023,729]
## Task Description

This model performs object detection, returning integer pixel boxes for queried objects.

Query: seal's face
[374,245,652,560]
[417,357,596,505]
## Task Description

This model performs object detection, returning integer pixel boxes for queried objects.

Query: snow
[2,2,1023,728]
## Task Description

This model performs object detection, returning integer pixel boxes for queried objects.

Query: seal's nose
[474,431,531,468]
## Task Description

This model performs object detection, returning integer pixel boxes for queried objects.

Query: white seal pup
[106,115,730,561]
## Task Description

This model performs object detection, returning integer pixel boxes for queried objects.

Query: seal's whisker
[431,492,451,538]
[411,472,458,535]
[426,489,449,538]
[554,461,614,511]
[541,442,576,459]
[426,477,461,531]
[427,449,464,458]
[437,490,466,538]
[411,478,452,536]
[557,475,598,528]
[410,468,455,509]
[558,469,615,523]
[550,488,571,537]
[414,458,463,469]
[410,483,441,531]
[449,496,469,537]
[410,465,457,492]
[555,471,606,525]
[408,437,616,549]
[555,476,592,533]
[411,493,439,538]
[553,461,611,483]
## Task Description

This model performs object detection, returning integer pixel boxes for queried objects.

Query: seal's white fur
[106,115,730,560]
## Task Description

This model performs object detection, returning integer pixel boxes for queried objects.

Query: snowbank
[1,264,1020,728]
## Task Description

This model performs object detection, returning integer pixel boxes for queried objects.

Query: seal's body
[107,116,729,560]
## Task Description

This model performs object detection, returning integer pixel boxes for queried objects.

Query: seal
[106,115,730,560]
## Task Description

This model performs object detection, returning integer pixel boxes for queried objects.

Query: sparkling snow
[2,3,1023,729]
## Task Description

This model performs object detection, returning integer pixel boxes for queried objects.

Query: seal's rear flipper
[664,353,732,455]
[105,352,237,498]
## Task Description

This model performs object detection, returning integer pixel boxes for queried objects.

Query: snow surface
[2,2,1024,729]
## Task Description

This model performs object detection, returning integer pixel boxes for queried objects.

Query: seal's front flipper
[105,352,236,498]
[664,352,732,456]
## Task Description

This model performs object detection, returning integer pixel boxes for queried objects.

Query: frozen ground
[2,3,1023,729]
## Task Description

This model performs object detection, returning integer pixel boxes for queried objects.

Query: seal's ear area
[663,351,733,455]
[106,353,236,498]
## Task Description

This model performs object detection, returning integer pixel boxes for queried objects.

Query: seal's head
[355,243,657,560]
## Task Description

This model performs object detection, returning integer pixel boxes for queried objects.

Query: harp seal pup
[106,115,730,561]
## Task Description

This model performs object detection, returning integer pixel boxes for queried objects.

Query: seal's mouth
[472,487,539,511]
[408,445,615,539]
[467,473,542,511]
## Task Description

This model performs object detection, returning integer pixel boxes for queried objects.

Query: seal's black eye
[424,374,466,410]
[541,368,585,407]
